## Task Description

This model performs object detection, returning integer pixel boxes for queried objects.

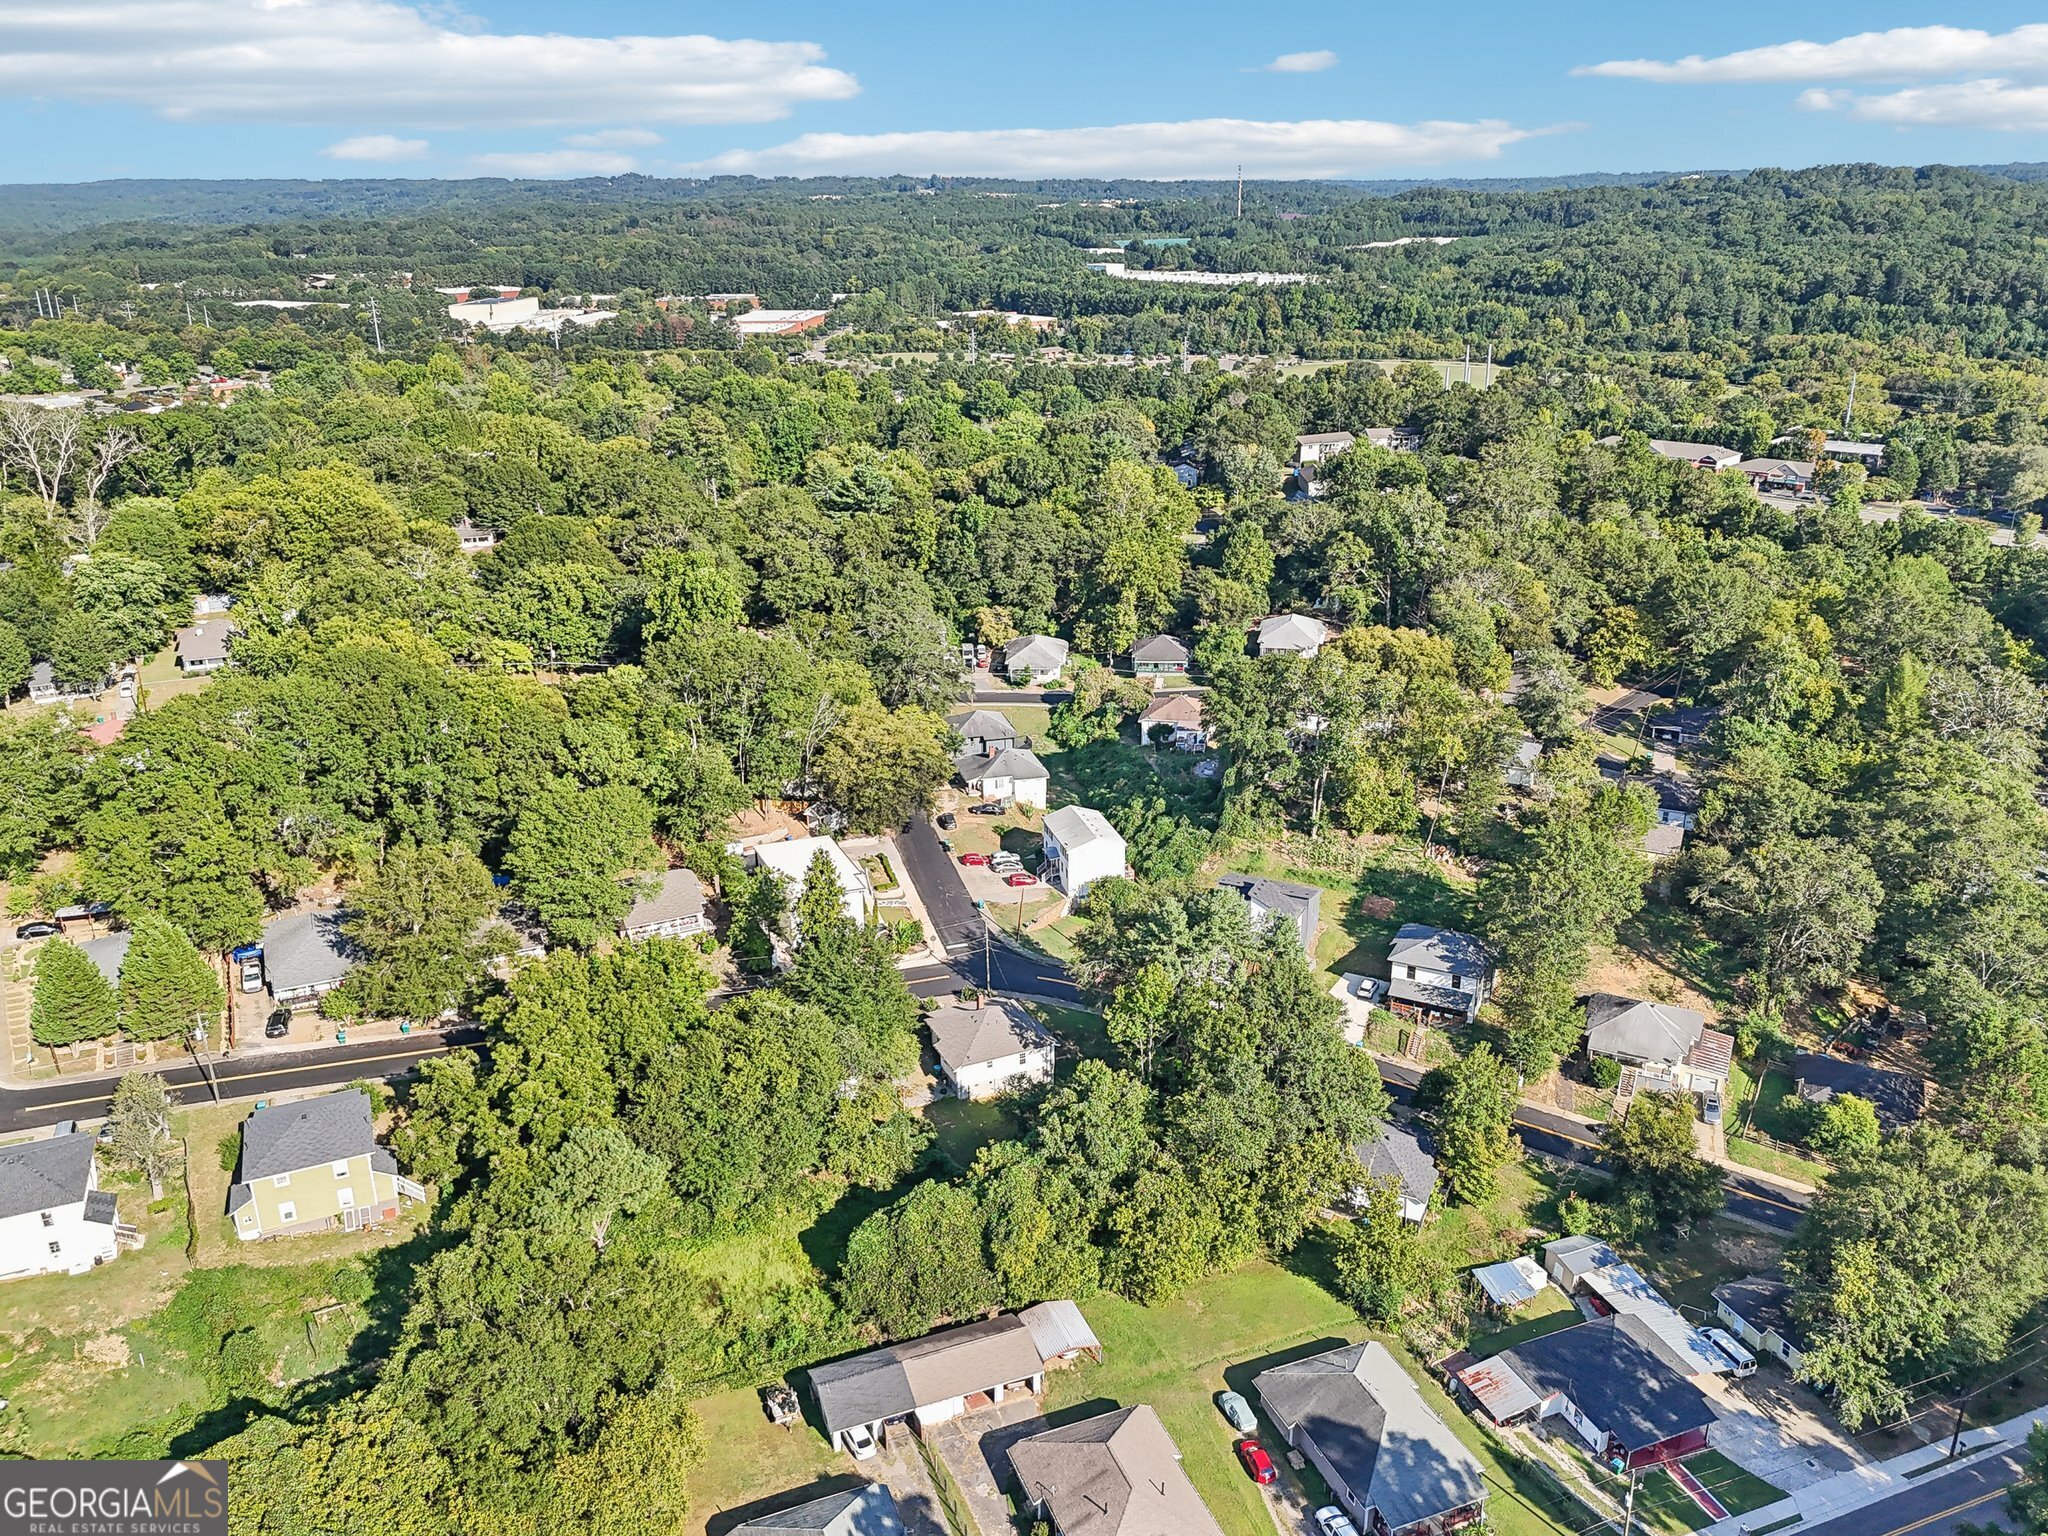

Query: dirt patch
[79,1331,131,1369]
[1584,942,1720,1021]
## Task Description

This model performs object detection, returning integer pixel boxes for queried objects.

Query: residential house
[927,997,1056,1100]
[1792,1052,1926,1130]
[1129,634,1191,675]
[1505,737,1542,790]
[1583,995,1733,1098]
[1041,806,1126,900]
[1541,1235,1622,1293]
[1386,925,1491,1027]
[1737,458,1816,494]
[26,661,97,705]
[619,868,708,941]
[1001,634,1070,684]
[1137,691,1208,751]
[1257,613,1331,658]
[453,518,499,552]
[1595,758,1698,829]
[1646,704,1722,749]
[1472,1256,1551,1314]
[1455,1315,1716,1469]
[1363,425,1424,452]
[1295,431,1356,465]
[947,708,1018,757]
[262,907,356,1010]
[730,308,831,336]
[1170,462,1201,490]
[174,618,234,675]
[1215,874,1321,954]
[1602,437,1742,471]
[1011,1404,1227,1536]
[1568,1259,1743,1378]
[1712,1279,1808,1372]
[1353,1123,1439,1224]
[0,1131,130,1279]
[808,1309,1077,1456]
[734,1485,904,1536]
[955,746,1050,809]
[750,837,874,926]
[228,1091,423,1241]
[1257,1342,1486,1536]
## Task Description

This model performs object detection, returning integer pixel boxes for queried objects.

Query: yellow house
[228,1092,423,1241]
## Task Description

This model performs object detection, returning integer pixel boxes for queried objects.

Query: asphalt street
[0,1026,484,1133]
[1799,1447,2025,1536]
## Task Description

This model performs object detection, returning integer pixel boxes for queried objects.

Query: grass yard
[1590,1450,1785,1535]
[682,1382,845,1535]
[1466,1289,1580,1358]
[135,641,216,706]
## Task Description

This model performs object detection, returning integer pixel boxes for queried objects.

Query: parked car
[1236,1438,1277,1485]
[1702,1327,1758,1379]
[958,852,990,867]
[264,1010,291,1039]
[936,811,957,830]
[1004,872,1038,888]
[989,851,1023,870]
[12,921,59,941]
[238,958,264,993]
[1216,1391,1256,1434]
[1700,1090,1723,1126]
[968,802,1004,815]
[1315,1509,1362,1536]
[843,1422,879,1461]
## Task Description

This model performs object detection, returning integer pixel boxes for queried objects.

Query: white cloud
[1251,50,1340,75]
[1578,24,2048,84]
[473,148,639,178]
[687,115,1554,179]
[0,1,858,127]
[1808,79,2048,131]
[563,129,664,148]
[320,133,428,161]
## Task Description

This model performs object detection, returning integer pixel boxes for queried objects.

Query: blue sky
[7,1,2048,183]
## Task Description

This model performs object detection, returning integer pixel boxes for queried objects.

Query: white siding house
[927,998,1055,1100]
[1040,807,1126,901]
[0,1132,129,1279]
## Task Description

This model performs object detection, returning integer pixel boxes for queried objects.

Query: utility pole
[1843,371,1858,434]
[1485,341,1494,387]
[188,1017,222,1104]
[1619,1466,1641,1536]
[1463,343,1471,384]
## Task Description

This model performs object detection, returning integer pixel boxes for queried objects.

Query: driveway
[925,1396,1050,1535]
[867,1428,956,1536]
[897,814,987,956]
[1703,1373,1867,1491]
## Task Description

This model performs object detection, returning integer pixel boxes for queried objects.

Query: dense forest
[2,164,2048,1531]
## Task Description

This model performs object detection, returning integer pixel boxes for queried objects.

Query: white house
[0,1131,130,1279]
[809,1312,1062,1457]
[1386,924,1491,1026]
[955,746,1049,809]
[1295,430,1356,465]
[1138,691,1208,751]
[619,868,708,941]
[1257,613,1331,657]
[1001,634,1069,684]
[1353,1123,1439,1224]
[750,836,873,925]
[927,997,1055,1100]
[1040,806,1126,900]
[1583,994,1732,1096]
[174,618,234,674]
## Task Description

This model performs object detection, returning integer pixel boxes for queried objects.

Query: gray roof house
[947,708,1019,756]
[81,929,132,988]
[1386,925,1491,1026]
[1647,703,1723,747]
[1792,1052,1926,1129]
[261,908,357,1008]
[735,1484,904,1535]
[619,868,707,941]
[1001,635,1069,683]
[225,1089,421,1241]
[1541,1234,1621,1292]
[1713,1278,1808,1371]
[1256,613,1330,657]
[234,1093,390,1185]
[954,745,1051,806]
[1355,1123,1439,1223]
[1009,1404,1227,1536]
[0,1131,126,1278]
[174,618,234,674]
[0,1132,99,1221]
[1215,874,1321,953]
[1584,994,1732,1090]
[1256,1342,1486,1536]
[926,997,1056,1100]
[808,1313,1056,1455]
[1129,634,1191,673]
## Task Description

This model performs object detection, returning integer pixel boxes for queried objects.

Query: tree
[114,911,225,1044]
[30,938,117,1054]
[1995,1423,2048,1536]
[840,1180,1001,1338]
[503,782,658,948]
[813,701,952,833]
[0,402,85,510]
[1329,1183,1421,1324]
[47,609,114,691]
[104,1070,177,1198]
[1602,1091,1724,1228]
[1424,1045,1518,1204]
[534,1123,669,1252]
[0,620,29,702]
[336,841,505,1024]
[1691,836,1881,1005]
[1808,1093,1883,1161]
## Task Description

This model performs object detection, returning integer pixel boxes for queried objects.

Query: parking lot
[1702,1372,1868,1492]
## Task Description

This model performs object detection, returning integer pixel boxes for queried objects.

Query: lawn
[682,1382,845,1535]
[1590,1450,1785,1535]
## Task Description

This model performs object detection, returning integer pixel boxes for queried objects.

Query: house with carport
[1257,1341,1486,1536]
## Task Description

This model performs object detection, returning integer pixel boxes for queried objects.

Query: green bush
[1590,1056,1622,1090]
[216,1127,241,1174]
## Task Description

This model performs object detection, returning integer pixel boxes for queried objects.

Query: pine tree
[30,939,117,1054]
[116,912,224,1043]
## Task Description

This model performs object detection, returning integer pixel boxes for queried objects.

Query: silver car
[1315,1508,1362,1536]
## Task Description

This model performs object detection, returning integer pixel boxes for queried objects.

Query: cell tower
[1236,165,1244,219]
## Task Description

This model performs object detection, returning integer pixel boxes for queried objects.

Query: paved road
[0,1028,482,1133]
[896,814,989,955]
[895,814,1086,1005]
[963,688,1071,705]
[1375,1059,1808,1233]
[1798,1447,2025,1536]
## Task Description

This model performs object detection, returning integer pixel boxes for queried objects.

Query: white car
[238,959,264,993]
[1314,1508,1362,1536]
[842,1422,879,1460]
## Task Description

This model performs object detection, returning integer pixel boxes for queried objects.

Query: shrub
[1590,1055,1622,1091]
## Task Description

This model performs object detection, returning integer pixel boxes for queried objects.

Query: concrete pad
[1703,1374,1866,1492]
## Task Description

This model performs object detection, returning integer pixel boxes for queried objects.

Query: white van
[1703,1327,1758,1378]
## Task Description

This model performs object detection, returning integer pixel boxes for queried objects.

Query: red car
[1004,871,1037,887]
[1237,1438,1277,1485]
[958,852,990,867]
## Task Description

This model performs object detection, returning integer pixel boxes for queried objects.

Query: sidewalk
[1704,1403,2048,1535]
